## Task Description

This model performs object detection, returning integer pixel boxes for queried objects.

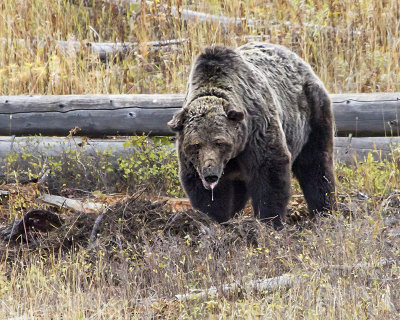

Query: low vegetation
[0,138,399,319]
[0,0,400,319]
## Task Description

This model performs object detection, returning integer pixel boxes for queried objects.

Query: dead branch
[174,274,297,301]
[0,38,188,61]
[328,258,396,271]
[40,194,107,214]
[174,258,398,302]
[88,214,104,248]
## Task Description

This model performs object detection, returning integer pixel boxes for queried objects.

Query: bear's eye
[191,143,201,149]
[185,143,201,153]
[214,140,232,149]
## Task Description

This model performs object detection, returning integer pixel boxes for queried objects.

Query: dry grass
[0,151,398,319]
[1,0,400,319]
[1,0,400,95]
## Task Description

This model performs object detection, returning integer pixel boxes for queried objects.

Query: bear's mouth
[197,166,222,190]
[201,178,219,190]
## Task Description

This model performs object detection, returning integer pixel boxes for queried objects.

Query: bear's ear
[168,109,186,132]
[223,101,244,121]
[226,109,244,122]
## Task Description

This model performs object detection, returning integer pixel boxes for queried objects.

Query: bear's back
[237,42,313,80]
[237,42,318,159]
[236,42,315,98]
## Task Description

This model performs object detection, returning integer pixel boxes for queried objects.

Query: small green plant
[119,136,182,197]
[336,148,400,197]
[2,136,183,197]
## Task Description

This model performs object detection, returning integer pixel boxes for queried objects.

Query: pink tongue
[210,182,216,201]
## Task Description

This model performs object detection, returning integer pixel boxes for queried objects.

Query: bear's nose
[204,175,219,184]
[204,159,214,168]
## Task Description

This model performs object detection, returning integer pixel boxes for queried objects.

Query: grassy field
[0,0,400,319]
[0,154,398,319]
[1,0,400,95]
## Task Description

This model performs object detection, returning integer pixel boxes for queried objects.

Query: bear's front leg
[250,154,291,230]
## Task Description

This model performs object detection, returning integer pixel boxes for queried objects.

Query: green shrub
[118,136,183,197]
[1,136,183,197]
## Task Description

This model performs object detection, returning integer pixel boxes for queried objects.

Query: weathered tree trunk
[0,94,184,137]
[0,38,187,61]
[333,136,400,164]
[331,93,400,137]
[0,136,398,165]
[0,93,399,137]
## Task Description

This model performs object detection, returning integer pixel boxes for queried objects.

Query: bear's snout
[201,165,221,189]
[202,166,220,180]
[204,174,219,184]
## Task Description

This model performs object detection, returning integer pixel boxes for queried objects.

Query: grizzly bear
[168,42,335,229]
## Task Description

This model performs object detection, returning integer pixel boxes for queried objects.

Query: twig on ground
[327,258,396,271]
[88,214,104,248]
[37,169,50,188]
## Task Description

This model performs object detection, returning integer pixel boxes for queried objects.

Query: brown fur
[168,42,335,229]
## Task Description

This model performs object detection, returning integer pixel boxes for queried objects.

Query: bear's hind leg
[293,81,336,217]
[292,138,335,217]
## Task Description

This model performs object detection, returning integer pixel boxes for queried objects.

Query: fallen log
[0,94,184,137]
[175,274,296,301]
[172,7,364,35]
[0,38,188,61]
[174,257,397,302]
[58,38,188,61]
[0,136,398,166]
[332,93,400,137]
[125,1,246,27]
[0,136,131,157]
[40,194,108,214]
[129,1,363,34]
[334,136,400,164]
[173,7,245,27]
[0,93,399,137]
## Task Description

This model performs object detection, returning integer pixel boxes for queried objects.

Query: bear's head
[168,96,248,190]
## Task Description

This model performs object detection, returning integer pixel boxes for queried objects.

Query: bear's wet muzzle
[201,166,222,190]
